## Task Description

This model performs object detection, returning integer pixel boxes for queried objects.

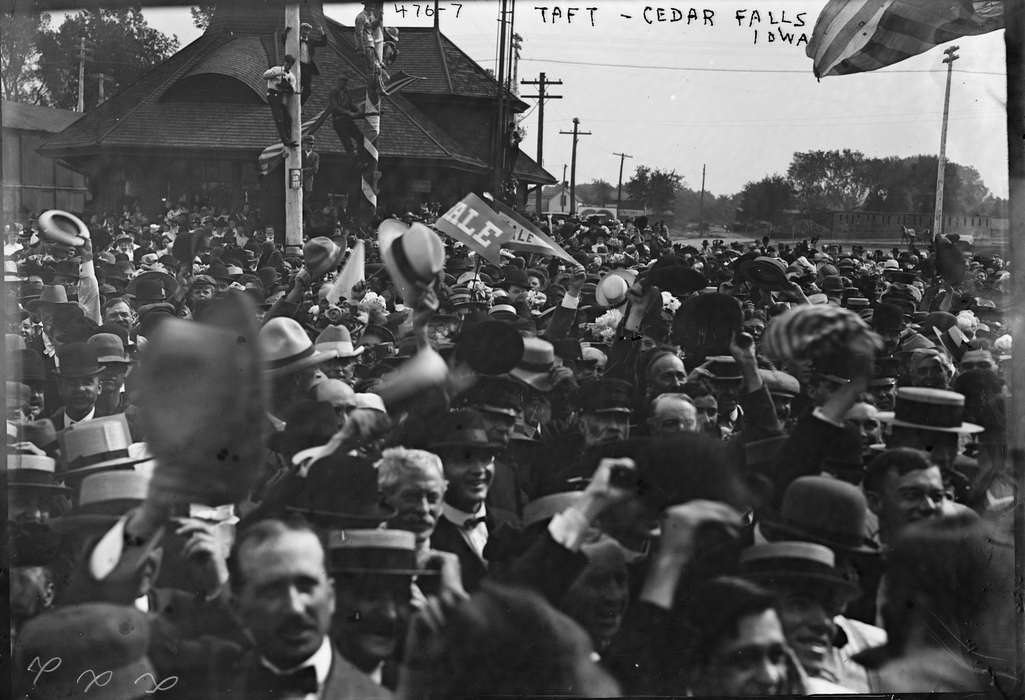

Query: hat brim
[756,517,879,555]
[59,458,146,479]
[54,366,105,378]
[315,343,365,359]
[26,299,81,314]
[876,412,984,434]
[285,505,396,526]
[8,481,70,492]
[509,368,554,392]
[329,566,438,577]
[741,569,860,599]
[266,347,334,378]
[49,513,124,533]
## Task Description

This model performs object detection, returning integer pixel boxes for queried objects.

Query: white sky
[133,0,1010,198]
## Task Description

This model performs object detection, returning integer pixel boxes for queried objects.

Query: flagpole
[284,4,303,256]
[1004,0,1025,686]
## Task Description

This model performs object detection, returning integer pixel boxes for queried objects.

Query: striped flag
[807,0,1004,78]
[257,110,326,175]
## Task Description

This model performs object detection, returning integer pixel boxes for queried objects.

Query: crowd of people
[4,199,1019,698]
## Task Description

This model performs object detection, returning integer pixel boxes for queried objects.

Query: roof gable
[2,101,83,133]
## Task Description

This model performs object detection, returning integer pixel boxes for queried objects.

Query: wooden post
[932,45,959,237]
[1003,0,1025,685]
[614,151,632,220]
[284,3,303,256]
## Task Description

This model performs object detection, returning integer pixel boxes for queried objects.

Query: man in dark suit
[428,409,520,592]
[48,342,103,431]
[220,517,391,699]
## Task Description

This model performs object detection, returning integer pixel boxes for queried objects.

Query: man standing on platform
[264,55,299,148]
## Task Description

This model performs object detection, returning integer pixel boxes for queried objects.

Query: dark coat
[219,644,392,699]
[429,505,519,592]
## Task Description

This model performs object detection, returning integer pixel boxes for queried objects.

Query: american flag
[807,0,1004,78]
[257,110,326,176]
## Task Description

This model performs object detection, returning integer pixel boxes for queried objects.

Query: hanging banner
[434,193,507,265]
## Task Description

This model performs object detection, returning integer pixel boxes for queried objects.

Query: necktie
[463,516,486,529]
[252,664,318,698]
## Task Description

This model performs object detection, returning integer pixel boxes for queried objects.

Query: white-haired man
[377,447,447,551]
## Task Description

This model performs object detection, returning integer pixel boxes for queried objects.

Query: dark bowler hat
[286,454,396,529]
[326,529,433,576]
[430,408,502,452]
[51,469,151,532]
[126,277,168,305]
[877,387,984,434]
[869,357,900,388]
[576,378,633,414]
[704,355,743,382]
[358,323,396,346]
[8,453,69,492]
[58,414,144,478]
[55,342,104,378]
[88,332,130,364]
[872,303,905,334]
[757,476,878,553]
[15,603,154,700]
[738,541,860,600]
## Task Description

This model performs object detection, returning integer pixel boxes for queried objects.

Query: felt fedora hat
[8,453,69,492]
[54,341,104,378]
[304,236,345,279]
[260,316,332,376]
[876,387,984,434]
[25,284,81,314]
[746,257,789,288]
[595,269,637,307]
[673,292,743,360]
[16,603,154,700]
[429,408,503,452]
[326,529,433,576]
[757,476,878,553]
[88,332,131,364]
[315,324,365,359]
[509,337,557,392]
[51,469,151,532]
[378,219,445,306]
[58,414,144,478]
[738,541,860,600]
[453,319,524,375]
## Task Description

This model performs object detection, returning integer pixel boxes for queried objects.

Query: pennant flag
[257,110,326,175]
[326,240,365,305]
[486,197,583,268]
[807,0,1003,78]
[381,70,423,96]
[434,193,508,265]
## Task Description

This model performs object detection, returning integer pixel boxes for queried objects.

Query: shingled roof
[3,100,84,133]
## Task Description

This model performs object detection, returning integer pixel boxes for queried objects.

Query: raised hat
[758,369,800,397]
[876,387,983,434]
[378,219,445,307]
[509,337,557,392]
[314,324,365,359]
[88,333,130,364]
[326,529,431,576]
[673,292,743,360]
[758,476,877,553]
[37,209,89,247]
[16,603,154,700]
[55,341,104,378]
[738,541,859,599]
[260,316,332,376]
[304,236,345,279]
[595,269,636,307]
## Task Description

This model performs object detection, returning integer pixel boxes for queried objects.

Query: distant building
[2,101,89,218]
[525,184,581,215]
[829,209,1007,245]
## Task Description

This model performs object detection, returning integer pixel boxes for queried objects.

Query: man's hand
[174,517,230,598]
[567,270,587,296]
[572,457,639,522]
[79,237,93,263]
[420,550,468,608]
[657,499,742,561]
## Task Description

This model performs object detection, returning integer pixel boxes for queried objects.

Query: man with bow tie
[428,409,520,592]
[222,517,391,699]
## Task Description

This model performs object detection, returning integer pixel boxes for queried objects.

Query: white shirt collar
[67,407,96,425]
[260,636,332,687]
[134,594,150,613]
[443,501,486,526]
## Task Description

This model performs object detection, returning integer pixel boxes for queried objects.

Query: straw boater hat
[326,529,433,577]
[738,541,860,600]
[595,269,636,307]
[378,219,445,306]
[876,387,984,434]
[509,337,557,392]
[51,469,151,532]
[8,453,69,492]
[58,414,145,479]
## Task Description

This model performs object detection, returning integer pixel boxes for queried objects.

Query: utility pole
[521,72,563,214]
[933,45,959,238]
[283,3,303,256]
[613,151,632,220]
[699,163,707,231]
[559,118,591,216]
[93,73,115,105]
[492,0,510,194]
[77,37,86,112]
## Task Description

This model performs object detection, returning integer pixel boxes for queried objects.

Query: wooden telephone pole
[932,45,959,238]
[521,72,562,215]
[284,4,303,255]
[559,118,590,216]
[613,151,632,220]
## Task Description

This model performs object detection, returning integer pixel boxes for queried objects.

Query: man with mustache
[225,517,390,698]
[577,379,633,447]
[48,342,103,430]
[87,332,132,416]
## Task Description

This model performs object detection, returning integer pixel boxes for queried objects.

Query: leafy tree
[575,178,614,205]
[786,149,870,211]
[35,8,178,110]
[191,5,216,30]
[1,12,50,104]
[626,165,683,213]
[736,175,794,226]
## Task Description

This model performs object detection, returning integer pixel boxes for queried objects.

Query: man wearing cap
[49,342,104,430]
[222,517,390,698]
[260,317,335,430]
[315,325,364,384]
[429,409,519,592]
[877,387,983,474]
